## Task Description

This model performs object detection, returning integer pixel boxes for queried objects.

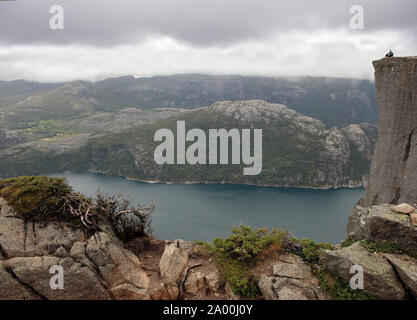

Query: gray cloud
[0,0,416,46]
[0,0,416,82]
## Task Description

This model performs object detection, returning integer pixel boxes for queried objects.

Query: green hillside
[0,100,377,188]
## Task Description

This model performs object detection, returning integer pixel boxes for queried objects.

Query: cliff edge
[365,57,417,206]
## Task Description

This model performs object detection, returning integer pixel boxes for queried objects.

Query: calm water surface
[50,172,364,244]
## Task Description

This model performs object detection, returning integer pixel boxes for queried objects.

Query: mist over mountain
[0,74,377,129]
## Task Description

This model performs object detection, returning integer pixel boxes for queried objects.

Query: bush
[360,239,401,254]
[215,254,260,298]
[0,176,85,218]
[209,225,288,298]
[341,237,356,248]
[213,225,287,262]
[293,238,333,262]
[95,192,154,241]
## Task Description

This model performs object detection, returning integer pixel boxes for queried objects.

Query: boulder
[319,242,406,300]
[392,203,415,214]
[273,278,319,300]
[85,232,150,298]
[159,242,189,299]
[0,261,42,300]
[347,203,417,251]
[149,281,170,300]
[258,275,324,300]
[258,253,326,300]
[205,270,222,292]
[273,254,313,280]
[384,254,417,298]
[4,256,111,300]
[184,271,205,294]
[257,276,277,300]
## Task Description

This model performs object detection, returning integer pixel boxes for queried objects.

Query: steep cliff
[365,57,417,206]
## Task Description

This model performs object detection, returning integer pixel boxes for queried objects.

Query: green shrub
[341,237,356,248]
[208,225,288,298]
[213,225,287,262]
[298,238,333,262]
[360,239,401,254]
[193,241,215,256]
[0,176,78,218]
[215,252,260,298]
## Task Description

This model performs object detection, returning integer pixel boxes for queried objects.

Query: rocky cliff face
[365,57,417,206]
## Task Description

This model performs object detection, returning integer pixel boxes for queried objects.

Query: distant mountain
[0,80,62,109]
[0,74,377,129]
[0,100,378,188]
[92,74,378,127]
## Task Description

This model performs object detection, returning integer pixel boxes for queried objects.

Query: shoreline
[126,177,365,190]
[69,170,366,190]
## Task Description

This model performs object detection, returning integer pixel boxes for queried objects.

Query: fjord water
[50,172,364,244]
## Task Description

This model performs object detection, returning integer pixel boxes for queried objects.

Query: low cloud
[0,0,416,81]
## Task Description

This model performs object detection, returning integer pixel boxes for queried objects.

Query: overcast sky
[0,0,416,82]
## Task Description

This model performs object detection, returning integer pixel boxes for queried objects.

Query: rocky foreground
[1,195,416,300]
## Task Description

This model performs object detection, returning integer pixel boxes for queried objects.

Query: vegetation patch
[212,226,288,262]
[360,239,401,254]
[360,239,417,259]
[341,237,357,248]
[198,226,288,298]
[0,176,87,219]
[289,238,333,263]
[315,268,377,300]
[196,226,337,298]
[215,253,260,298]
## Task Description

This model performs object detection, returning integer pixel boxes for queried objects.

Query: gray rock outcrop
[365,57,417,206]
[384,253,417,298]
[159,241,189,299]
[319,242,406,300]
[257,253,327,300]
[0,198,150,300]
[347,203,417,251]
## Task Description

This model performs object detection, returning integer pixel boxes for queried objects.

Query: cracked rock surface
[0,197,149,300]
